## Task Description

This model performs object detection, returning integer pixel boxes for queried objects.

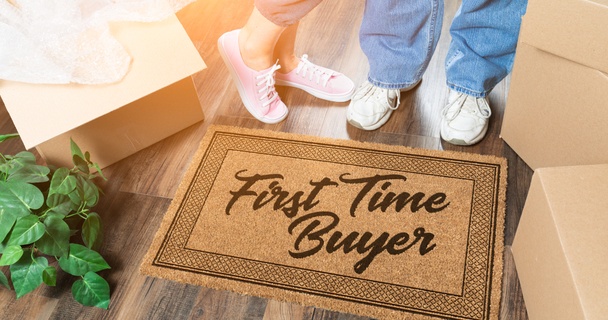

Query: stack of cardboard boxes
[502,0,608,319]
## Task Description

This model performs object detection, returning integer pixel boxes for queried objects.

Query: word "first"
[225,170,450,217]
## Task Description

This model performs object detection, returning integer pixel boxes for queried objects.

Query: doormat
[141,125,507,320]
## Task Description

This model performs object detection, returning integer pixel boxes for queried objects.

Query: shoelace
[295,54,334,87]
[441,92,491,121]
[255,62,281,111]
[356,82,401,110]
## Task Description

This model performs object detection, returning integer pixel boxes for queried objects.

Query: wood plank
[0,288,58,320]
[262,300,313,320]
[186,288,267,320]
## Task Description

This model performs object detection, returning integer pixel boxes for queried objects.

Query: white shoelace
[294,54,334,87]
[255,62,281,109]
[441,92,491,121]
[355,82,401,110]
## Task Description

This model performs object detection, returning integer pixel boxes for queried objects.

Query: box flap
[537,164,608,320]
[0,14,206,149]
[521,0,608,73]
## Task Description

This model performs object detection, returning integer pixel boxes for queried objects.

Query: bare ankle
[238,31,274,71]
[277,54,300,74]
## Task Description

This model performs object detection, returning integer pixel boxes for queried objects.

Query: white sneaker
[346,81,402,131]
[440,90,491,146]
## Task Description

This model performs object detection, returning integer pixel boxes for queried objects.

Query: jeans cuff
[446,82,489,98]
[368,77,420,90]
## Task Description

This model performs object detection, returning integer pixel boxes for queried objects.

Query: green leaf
[82,212,102,250]
[42,266,57,286]
[49,168,77,195]
[0,270,9,289]
[10,253,47,299]
[67,178,85,208]
[35,216,70,258]
[10,151,36,163]
[2,152,38,177]
[7,215,45,246]
[6,151,36,168]
[0,208,17,242]
[93,163,107,181]
[8,164,50,184]
[0,133,19,143]
[73,155,89,174]
[45,193,73,216]
[0,239,7,254]
[80,177,99,207]
[0,181,44,217]
[0,245,23,266]
[44,212,65,221]
[72,271,110,309]
[0,161,9,176]
[58,244,110,276]
[70,139,85,161]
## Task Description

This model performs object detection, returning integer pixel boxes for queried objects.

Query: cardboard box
[500,0,608,169]
[521,0,608,74]
[0,15,206,169]
[500,43,608,170]
[512,164,608,320]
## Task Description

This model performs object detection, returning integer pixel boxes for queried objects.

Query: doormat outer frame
[141,125,507,320]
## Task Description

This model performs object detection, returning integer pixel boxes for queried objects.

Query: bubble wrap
[0,0,194,84]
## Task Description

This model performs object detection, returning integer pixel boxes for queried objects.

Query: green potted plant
[0,133,111,309]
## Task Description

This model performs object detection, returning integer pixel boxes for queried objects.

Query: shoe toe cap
[348,101,380,123]
[328,75,355,95]
[346,101,391,130]
[440,119,488,145]
[262,100,288,122]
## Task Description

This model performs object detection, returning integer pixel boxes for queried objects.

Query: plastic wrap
[0,0,194,84]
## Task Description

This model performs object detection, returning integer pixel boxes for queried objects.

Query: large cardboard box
[0,15,206,169]
[500,0,608,170]
[520,0,608,73]
[512,164,608,320]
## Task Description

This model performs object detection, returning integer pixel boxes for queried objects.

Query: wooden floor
[0,0,531,319]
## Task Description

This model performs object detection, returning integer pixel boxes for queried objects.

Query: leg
[240,0,323,71]
[272,19,355,102]
[247,0,324,72]
[440,0,527,145]
[273,22,300,73]
[239,6,286,71]
[218,4,294,124]
[218,0,354,123]
[445,0,527,97]
[347,0,443,131]
[360,0,444,89]
[267,4,355,102]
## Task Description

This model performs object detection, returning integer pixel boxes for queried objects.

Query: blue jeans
[360,0,527,97]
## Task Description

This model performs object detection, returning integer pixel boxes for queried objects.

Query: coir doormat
[141,125,507,320]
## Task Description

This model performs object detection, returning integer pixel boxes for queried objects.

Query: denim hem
[446,82,489,98]
[368,77,419,90]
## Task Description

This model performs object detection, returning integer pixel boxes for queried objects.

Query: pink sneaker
[275,54,355,102]
[217,30,288,124]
